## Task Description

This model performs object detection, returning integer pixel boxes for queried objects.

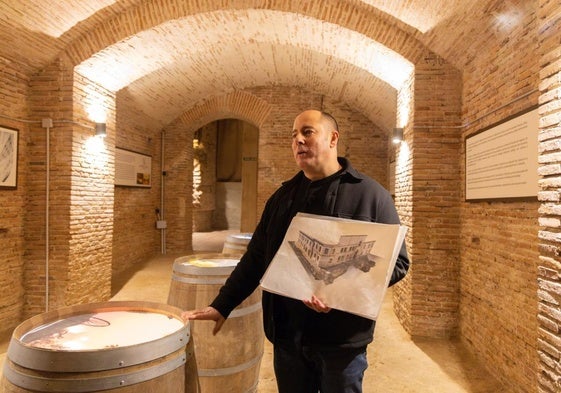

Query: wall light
[95,123,107,138]
[392,128,404,144]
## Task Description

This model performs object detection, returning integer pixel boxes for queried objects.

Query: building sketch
[289,231,377,284]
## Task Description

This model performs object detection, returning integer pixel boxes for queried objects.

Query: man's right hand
[181,306,225,335]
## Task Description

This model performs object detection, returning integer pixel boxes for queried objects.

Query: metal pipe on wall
[160,130,166,255]
[45,122,50,312]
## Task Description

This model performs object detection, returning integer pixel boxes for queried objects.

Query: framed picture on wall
[0,126,18,189]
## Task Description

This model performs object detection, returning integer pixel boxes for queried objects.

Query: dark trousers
[273,344,368,393]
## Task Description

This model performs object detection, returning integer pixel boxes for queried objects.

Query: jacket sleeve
[389,241,409,287]
[337,174,410,287]
[209,195,275,318]
[375,188,409,287]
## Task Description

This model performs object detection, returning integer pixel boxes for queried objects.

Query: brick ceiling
[0,0,533,130]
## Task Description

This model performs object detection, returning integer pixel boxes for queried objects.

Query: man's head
[292,110,340,180]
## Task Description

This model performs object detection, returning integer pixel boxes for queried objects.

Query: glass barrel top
[183,256,239,268]
[20,310,184,351]
[233,233,252,240]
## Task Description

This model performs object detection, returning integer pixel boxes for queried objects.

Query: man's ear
[330,130,339,148]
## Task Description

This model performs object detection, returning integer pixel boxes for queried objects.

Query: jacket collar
[282,157,363,186]
[337,157,364,181]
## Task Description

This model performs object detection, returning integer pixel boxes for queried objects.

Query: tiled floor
[0,230,505,392]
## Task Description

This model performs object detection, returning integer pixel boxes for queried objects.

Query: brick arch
[176,91,272,133]
[162,90,269,252]
[63,0,425,67]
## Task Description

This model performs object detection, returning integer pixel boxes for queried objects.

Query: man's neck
[303,159,342,181]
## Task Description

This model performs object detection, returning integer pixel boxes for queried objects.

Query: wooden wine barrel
[222,233,252,255]
[168,254,263,393]
[1,301,199,393]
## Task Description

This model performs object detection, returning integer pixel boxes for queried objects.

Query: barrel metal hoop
[172,263,236,276]
[7,325,190,372]
[3,349,187,392]
[171,273,227,285]
[244,379,259,393]
[223,244,247,250]
[197,353,262,377]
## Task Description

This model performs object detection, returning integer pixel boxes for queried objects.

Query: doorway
[192,119,258,233]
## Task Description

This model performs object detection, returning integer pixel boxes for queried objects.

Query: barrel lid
[21,310,184,351]
[185,258,238,268]
[228,232,253,240]
[7,301,190,372]
[173,253,241,274]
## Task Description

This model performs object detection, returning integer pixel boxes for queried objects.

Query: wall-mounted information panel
[465,108,538,200]
[115,147,151,188]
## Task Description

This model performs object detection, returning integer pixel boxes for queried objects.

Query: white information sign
[465,108,538,200]
[115,148,151,187]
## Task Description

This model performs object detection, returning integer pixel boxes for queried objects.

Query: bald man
[183,109,409,393]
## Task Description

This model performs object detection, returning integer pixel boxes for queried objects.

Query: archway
[192,118,258,233]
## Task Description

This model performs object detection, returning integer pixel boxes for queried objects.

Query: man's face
[292,110,337,179]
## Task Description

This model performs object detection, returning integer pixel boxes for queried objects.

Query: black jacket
[211,157,409,349]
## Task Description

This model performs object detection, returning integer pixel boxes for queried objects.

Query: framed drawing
[261,213,407,320]
[0,126,18,189]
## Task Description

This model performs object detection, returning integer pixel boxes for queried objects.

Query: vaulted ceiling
[0,0,533,130]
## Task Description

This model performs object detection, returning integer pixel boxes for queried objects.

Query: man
[183,109,409,392]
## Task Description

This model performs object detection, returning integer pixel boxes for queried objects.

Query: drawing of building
[289,231,376,284]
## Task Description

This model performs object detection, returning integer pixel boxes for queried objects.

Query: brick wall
[0,56,29,336]
[112,92,162,279]
[537,0,561,391]
[247,86,390,214]
[162,120,194,254]
[69,72,114,303]
[396,51,463,338]
[24,57,75,317]
[193,122,218,232]
[458,5,541,391]
[0,3,555,392]
[393,72,415,334]
[18,59,118,318]
[162,86,390,253]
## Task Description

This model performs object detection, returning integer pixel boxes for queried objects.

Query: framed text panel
[115,147,152,188]
[465,107,538,200]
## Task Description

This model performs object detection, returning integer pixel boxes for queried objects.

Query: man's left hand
[303,295,331,313]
